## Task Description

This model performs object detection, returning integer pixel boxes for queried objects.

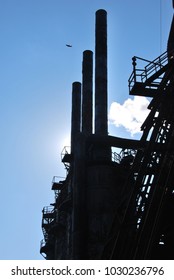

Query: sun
[61,134,71,149]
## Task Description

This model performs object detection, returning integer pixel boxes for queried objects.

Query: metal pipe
[71,82,81,153]
[82,50,93,135]
[95,9,108,135]
[167,15,174,54]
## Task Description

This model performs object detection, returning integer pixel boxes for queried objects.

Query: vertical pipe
[71,82,81,153]
[72,134,87,259]
[167,15,174,55]
[95,9,108,135]
[82,50,93,135]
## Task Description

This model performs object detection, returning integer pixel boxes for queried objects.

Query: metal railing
[111,149,136,165]
[111,151,121,163]
[42,206,55,228]
[128,50,170,93]
[40,239,46,250]
[42,205,55,215]
[61,146,71,171]
[52,176,65,185]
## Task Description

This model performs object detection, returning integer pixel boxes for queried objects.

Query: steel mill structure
[40,7,174,259]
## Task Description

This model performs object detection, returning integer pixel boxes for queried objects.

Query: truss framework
[103,52,174,259]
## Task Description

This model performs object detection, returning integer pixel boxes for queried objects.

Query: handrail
[42,205,54,215]
[40,239,47,258]
[52,176,65,184]
[61,146,71,172]
[111,151,121,163]
[40,239,46,248]
[61,146,71,159]
[42,206,56,229]
[128,50,172,93]
[143,51,168,81]
[111,149,137,164]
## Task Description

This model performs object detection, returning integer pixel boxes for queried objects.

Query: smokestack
[95,9,108,135]
[82,50,93,135]
[71,82,81,153]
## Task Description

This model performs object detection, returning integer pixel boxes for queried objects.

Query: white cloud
[108,96,150,135]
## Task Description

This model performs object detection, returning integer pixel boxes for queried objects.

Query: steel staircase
[102,51,174,259]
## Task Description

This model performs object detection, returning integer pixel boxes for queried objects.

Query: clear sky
[0,0,173,260]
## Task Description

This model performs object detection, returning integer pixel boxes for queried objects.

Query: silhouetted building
[40,7,174,260]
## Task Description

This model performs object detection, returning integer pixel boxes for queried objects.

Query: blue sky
[0,0,173,259]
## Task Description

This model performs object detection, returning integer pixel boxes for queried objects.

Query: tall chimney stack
[82,50,93,135]
[95,9,108,135]
[71,82,81,153]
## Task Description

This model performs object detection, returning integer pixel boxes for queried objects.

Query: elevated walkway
[128,50,173,97]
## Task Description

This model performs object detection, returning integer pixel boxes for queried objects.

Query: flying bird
[66,44,72,47]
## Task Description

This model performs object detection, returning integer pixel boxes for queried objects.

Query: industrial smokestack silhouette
[95,9,108,135]
[82,50,93,135]
[71,82,81,153]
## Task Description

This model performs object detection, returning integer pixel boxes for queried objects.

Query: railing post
[132,56,137,83]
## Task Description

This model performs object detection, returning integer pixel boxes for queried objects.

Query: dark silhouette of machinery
[40,6,174,260]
